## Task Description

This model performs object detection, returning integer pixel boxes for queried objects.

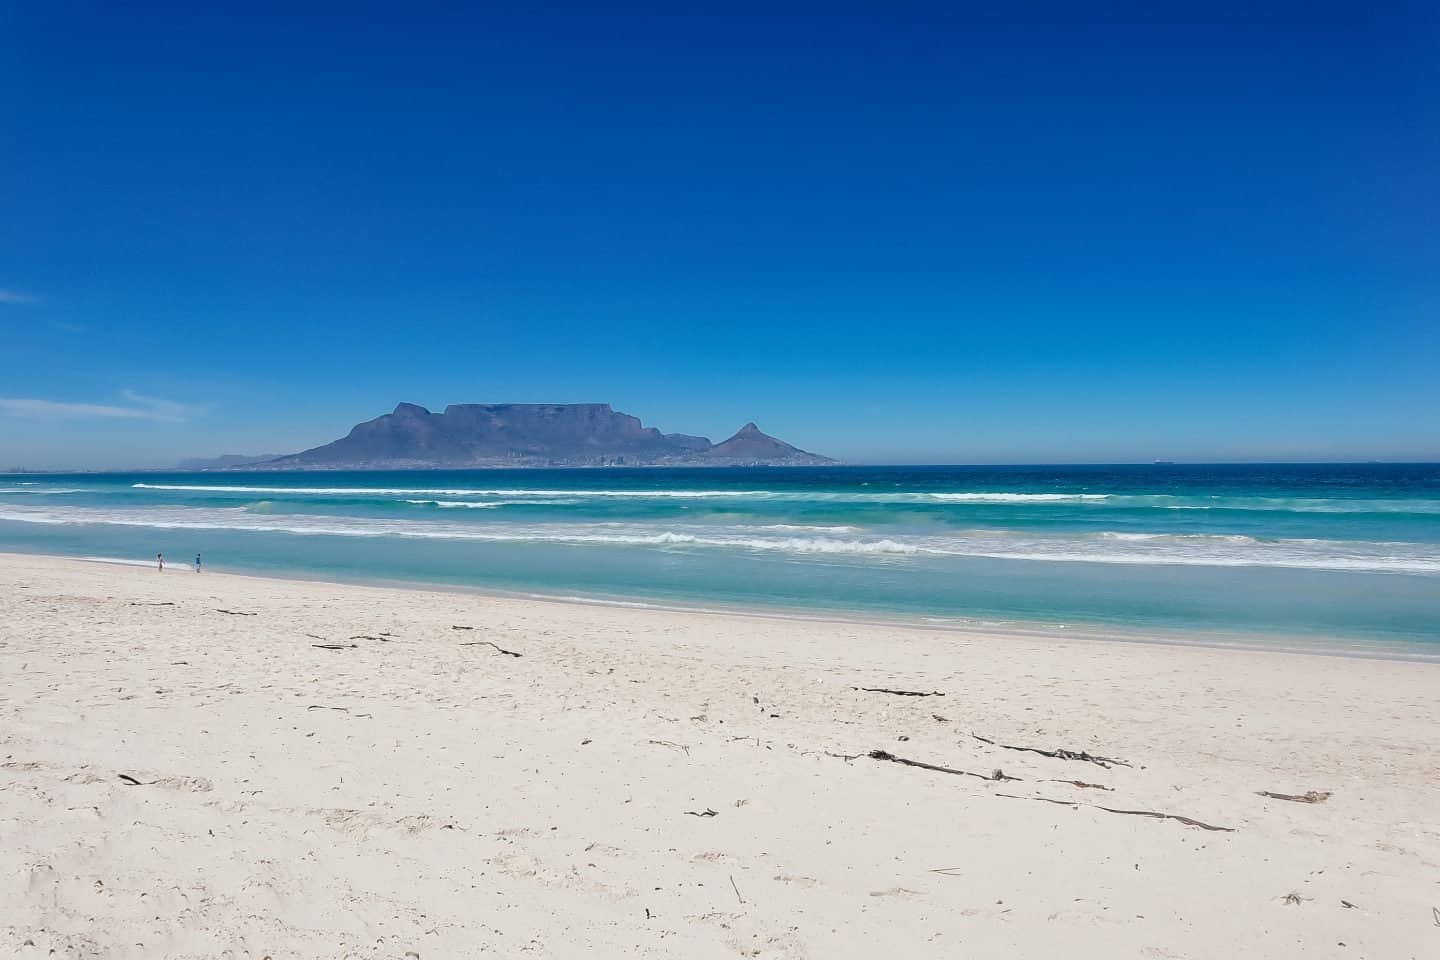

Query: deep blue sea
[2,464,1438,653]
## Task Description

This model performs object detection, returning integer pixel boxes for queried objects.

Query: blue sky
[2,3,1436,468]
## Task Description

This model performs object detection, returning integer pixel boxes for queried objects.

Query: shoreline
[40,549,1434,664]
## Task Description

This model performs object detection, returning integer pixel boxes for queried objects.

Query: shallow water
[2,463,1438,649]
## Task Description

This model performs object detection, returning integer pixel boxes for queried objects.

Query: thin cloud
[0,289,39,305]
[0,391,201,423]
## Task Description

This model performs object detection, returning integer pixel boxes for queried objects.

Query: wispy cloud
[0,390,201,423]
[0,289,39,305]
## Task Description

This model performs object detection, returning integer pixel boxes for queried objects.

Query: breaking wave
[4,503,1438,573]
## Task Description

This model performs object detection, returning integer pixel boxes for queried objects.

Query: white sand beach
[2,552,1437,958]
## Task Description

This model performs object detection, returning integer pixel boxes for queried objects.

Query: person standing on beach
[157,552,164,572]
[195,553,202,573]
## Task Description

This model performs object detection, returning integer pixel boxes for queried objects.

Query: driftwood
[1257,790,1331,803]
[685,808,719,817]
[311,643,356,650]
[307,705,349,712]
[854,687,944,697]
[1047,779,1113,791]
[215,609,256,616]
[995,792,1233,832]
[868,749,1018,782]
[452,625,474,630]
[350,635,388,642]
[117,774,145,786]
[971,732,1130,769]
[130,601,175,607]
[1095,805,1232,832]
[730,874,745,905]
[459,640,522,657]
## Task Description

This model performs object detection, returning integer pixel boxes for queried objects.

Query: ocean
[2,463,1438,654]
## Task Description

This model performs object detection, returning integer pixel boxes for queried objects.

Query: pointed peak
[735,421,764,437]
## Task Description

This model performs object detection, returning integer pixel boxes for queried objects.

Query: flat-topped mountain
[260,403,833,469]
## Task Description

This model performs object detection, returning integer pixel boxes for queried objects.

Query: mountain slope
[698,423,832,465]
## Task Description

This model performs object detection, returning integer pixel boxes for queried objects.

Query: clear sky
[2,3,1436,468]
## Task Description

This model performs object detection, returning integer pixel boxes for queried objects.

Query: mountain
[261,403,832,469]
[698,422,825,464]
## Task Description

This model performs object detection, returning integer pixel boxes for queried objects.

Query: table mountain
[261,403,833,468]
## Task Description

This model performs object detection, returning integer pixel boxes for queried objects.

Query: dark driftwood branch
[996,792,1233,832]
[130,601,175,607]
[118,774,146,785]
[854,687,944,697]
[452,625,474,630]
[685,808,719,817]
[971,732,1130,769]
[459,640,522,657]
[1257,790,1331,803]
[1047,779,1113,791]
[350,635,388,642]
[216,609,256,616]
[311,643,356,650]
[869,749,1018,782]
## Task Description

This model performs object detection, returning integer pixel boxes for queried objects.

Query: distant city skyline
[3,5,1436,469]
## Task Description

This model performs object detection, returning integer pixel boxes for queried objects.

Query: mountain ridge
[214,403,834,469]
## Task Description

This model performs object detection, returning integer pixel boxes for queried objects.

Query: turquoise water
[2,464,1438,651]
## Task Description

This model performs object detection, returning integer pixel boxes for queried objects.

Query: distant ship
[1153,460,1176,465]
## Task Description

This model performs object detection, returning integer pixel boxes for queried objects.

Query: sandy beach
[2,552,1437,958]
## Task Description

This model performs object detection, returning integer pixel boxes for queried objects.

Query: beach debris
[1047,779,1113,791]
[1096,805,1232,832]
[215,609,256,616]
[1433,905,1439,926]
[459,640,523,657]
[130,601,175,606]
[1341,900,1357,909]
[730,874,745,905]
[311,643,356,650]
[971,732,1130,769]
[868,749,1019,782]
[648,739,690,756]
[929,867,964,876]
[824,750,863,762]
[932,714,950,722]
[685,808,719,817]
[1281,892,1308,906]
[307,705,350,712]
[117,773,146,786]
[1257,789,1331,803]
[854,687,944,697]
[350,634,389,642]
[451,625,474,630]
[996,792,1233,831]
